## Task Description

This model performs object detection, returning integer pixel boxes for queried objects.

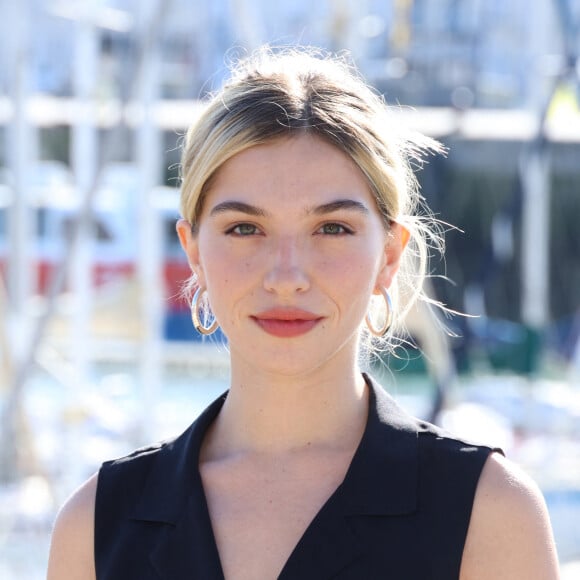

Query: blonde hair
[180,46,446,350]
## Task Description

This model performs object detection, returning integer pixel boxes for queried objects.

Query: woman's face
[177,134,406,377]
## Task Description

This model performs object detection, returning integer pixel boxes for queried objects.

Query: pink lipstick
[252,308,323,338]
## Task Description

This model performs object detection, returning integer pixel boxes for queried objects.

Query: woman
[48,47,559,579]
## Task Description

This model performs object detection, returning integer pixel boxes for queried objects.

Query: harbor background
[1,0,580,577]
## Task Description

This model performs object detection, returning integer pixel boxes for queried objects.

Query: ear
[176,219,206,287]
[375,222,410,291]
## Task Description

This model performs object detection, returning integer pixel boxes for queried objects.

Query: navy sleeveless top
[95,374,500,579]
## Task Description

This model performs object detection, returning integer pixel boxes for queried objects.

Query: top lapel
[278,490,364,580]
[126,374,420,580]
[278,374,420,579]
[131,393,228,580]
[148,492,225,580]
[341,373,419,516]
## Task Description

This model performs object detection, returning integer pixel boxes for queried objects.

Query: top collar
[341,372,418,515]
[132,372,419,523]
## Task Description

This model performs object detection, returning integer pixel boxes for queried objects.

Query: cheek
[326,244,382,281]
[316,251,378,306]
[201,244,260,295]
[339,246,385,303]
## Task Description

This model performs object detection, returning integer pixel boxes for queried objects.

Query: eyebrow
[209,198,370,218]
[309,199,370,216]
[209,201,267,217]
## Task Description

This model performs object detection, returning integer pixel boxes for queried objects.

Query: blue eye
[227,223,259,236]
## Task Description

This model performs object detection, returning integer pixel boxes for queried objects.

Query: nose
[263,236,310,295]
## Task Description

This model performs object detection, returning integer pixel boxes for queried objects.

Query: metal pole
[70,0,100,386]
[520,146,551,329]
[521,0,577,331]
[0,0,33,483]
[5,0,33,336]
[135,0,165,439]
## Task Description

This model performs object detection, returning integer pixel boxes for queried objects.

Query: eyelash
[224,221,355,237]
[316,222,354,236]
[225,223,261,236]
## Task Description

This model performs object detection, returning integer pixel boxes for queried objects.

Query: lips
[252,308,323,338]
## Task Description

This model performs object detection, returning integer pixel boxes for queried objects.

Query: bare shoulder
[47,472,98,580]
[460,452,560,580]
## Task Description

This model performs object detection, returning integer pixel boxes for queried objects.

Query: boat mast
[70,0,100,388]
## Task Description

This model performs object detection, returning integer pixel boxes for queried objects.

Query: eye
[317,223,353,235]
[226,223,260,236]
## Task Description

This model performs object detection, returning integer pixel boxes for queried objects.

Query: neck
[201,358,369,459]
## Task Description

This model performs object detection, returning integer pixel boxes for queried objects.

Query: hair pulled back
[180,46,446,350]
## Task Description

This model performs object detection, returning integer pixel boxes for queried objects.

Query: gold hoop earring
[191,287,219,335]
[365,287,393,337]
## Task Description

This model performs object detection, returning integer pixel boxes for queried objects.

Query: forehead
[203,134,377,212]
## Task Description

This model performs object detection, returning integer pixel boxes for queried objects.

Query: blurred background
[0,0,579,577]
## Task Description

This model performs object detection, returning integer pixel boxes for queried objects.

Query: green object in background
[487,325,543,375]
[372,323,544,378]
